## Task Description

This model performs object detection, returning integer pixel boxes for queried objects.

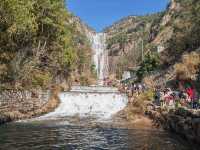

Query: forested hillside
[104,13,163,78]
[151,0,200,66]
[105,0,200,80]
[0,0,95,90]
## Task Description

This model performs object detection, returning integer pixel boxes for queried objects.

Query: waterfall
[37,32,128,120]
[89,33,108,85]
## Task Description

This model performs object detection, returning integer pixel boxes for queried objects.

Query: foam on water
[40,86,128,119]
[70,85,119,93]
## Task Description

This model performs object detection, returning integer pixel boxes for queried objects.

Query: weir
[41,87,128,119]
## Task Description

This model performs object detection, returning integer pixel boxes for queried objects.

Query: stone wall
[146,106,200,144]
[0,89,59,124]
[0,90,50,113]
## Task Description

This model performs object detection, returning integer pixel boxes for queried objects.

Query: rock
[147,106,200,145]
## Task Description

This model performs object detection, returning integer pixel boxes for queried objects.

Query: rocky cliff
[104,0,200,79]
[151,0,200,66]
[104,13,163,78]
[68,15,97,86]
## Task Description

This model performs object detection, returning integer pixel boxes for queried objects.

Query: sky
[67,0,170,32]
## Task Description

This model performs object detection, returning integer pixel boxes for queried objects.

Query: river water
[0,117,196,150]
[0,86,197,150]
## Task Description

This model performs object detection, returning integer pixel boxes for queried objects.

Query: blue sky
[67,0,170,32]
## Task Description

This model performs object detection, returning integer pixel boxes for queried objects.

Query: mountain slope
[104,0,200,80]
[0,0,95,89]
[104,13,163,78]
[153,0,200,66]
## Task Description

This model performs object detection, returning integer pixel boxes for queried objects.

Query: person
[163,88,174,107]
[131,83,135,96]
[179,91,188,106]
[154,89,161,106]
[142,83,146,92]
[138,84,143,94]
[185,86,196,108]
[160,91,165,107]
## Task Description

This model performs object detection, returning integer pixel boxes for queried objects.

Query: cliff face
[104,14,163,78]
[70,15,95,35]
[69,16,97,86]
[104,0,200,79]
[151,0,200,66]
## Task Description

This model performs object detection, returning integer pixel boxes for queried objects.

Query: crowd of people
[119,82,146,97]
[154,87,200,109]
[120,79,200,110]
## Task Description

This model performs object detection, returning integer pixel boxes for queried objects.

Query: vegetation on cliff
[0,0,95,89]
[105,0,200,82]
[152,0,200,66]
[136,52,160,81]
[104,13,163,79]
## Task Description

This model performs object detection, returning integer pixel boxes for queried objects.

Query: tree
[0,0,81,89]
[136,52,159,80]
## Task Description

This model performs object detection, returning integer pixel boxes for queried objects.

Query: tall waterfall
[89,33,108,85]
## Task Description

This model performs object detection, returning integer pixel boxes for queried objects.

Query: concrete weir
[40,86,128,119]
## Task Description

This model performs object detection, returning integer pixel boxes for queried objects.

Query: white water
[40,86,128,119]
[89,33,108,85]
[71,85,118,93]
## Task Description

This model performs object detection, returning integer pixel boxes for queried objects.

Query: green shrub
[31,71,52,88]
[196,69,200,94]
[90,64,97,78]
[136,52,160,80]
[79,75,89,86]
[142,90,155,101]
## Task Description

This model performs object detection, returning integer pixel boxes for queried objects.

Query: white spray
[41,86,128,119]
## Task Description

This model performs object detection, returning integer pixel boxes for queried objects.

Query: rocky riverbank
[0,87,60,125]
[146,106,200,144]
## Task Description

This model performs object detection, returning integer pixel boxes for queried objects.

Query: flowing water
[39,86,128,119]
[0,119,196,150]
[89,33,108,85]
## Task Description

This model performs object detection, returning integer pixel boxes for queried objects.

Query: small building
[157,45,165,53]
[122,71,131,81]
[121,67,140,84]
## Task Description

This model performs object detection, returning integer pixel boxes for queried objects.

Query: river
[0,117,196,150]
